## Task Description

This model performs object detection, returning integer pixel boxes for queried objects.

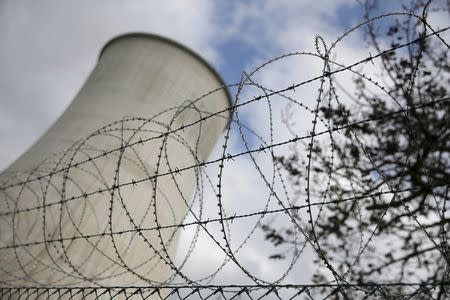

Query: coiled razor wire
[0,9,449,299]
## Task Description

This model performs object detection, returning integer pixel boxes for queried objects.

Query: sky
[1,0,448,288]
[0,0,367,172]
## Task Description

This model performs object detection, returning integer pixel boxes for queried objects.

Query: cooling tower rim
[99,33,233,128]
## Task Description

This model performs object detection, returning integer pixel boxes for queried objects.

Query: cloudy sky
[0,0,368,172]
[1,0,448,288]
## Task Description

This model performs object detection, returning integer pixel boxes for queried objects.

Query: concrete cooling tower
[0,33,231,288]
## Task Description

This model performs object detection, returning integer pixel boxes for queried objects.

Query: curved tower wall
[0,34,230,287]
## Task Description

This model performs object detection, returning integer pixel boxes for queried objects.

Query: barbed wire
[0,6,449,299]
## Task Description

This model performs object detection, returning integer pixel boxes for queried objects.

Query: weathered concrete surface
[0,34,230,288]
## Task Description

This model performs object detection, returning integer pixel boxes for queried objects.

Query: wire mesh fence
[1,283,448,299]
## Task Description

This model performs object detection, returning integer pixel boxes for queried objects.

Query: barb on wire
[0,3,449,299]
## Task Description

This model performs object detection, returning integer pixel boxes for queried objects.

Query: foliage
[265,0,450,296]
